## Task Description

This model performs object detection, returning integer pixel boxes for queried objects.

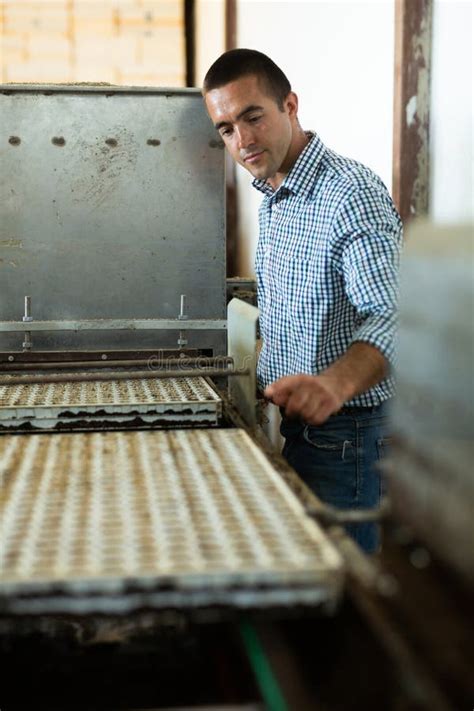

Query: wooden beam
[392,0,433,225]
[225,0,237,51]
[184,0,195,87]
[225,0,238,277]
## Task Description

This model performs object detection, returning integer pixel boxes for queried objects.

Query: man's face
[204,74,297,186]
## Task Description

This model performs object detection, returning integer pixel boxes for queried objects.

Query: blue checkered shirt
[253,132,402,407]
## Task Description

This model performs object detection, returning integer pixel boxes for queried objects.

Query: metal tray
[0,428,343,615]
[0,375,222,431]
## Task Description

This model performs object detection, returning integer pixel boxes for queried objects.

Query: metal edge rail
[1,84,204,96]
[0,356,234,372]
[0,319,227,332]
[0,368,249,387]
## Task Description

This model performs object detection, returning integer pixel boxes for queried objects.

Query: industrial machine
[0,86,472,710]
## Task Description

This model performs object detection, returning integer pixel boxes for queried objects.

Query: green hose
[239,620,288,711]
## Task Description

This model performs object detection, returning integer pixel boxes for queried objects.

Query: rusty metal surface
[0,375,222,430]
[0,428,343,614]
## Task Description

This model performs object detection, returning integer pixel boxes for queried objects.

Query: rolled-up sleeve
[334,186,402,367]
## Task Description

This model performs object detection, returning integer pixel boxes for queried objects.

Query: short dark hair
[203,49,291,110]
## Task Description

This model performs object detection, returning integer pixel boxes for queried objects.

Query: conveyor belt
[0,429,343,614]
[0,375,222,430]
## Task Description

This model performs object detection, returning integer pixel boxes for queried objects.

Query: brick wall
[0,0,185,86]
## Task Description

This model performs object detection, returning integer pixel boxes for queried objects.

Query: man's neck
[267,128,309,190]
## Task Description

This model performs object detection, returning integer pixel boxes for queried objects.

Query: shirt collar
[252,131,326,198]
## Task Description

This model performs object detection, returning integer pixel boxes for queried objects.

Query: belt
[280,403,384,421]
[332,404,382,417]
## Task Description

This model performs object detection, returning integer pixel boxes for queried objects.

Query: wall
[0,0,185,86]
[429,0,473,224]
[235,0,396,276]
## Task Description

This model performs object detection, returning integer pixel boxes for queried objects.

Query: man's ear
[284,91,299,118]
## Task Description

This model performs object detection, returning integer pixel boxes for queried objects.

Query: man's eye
[248,115,262,123]
[220,128,233,137]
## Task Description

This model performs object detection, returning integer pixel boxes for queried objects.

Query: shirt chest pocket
[270,255,321,312]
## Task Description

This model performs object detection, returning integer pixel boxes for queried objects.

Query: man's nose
[236,124,254,150]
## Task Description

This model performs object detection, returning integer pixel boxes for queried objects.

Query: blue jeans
[280,403,391,553]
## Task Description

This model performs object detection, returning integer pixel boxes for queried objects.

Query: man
[203,49,402,553]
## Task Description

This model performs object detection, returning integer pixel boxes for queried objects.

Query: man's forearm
[317,341,388,404]
[264,342,389,424]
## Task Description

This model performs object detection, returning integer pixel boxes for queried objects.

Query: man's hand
[264,374,344,425]
[264,342,388,425]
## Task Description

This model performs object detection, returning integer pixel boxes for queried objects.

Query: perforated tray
[0,375,221,430]
[0,428,343,614]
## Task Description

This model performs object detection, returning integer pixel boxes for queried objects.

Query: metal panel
[0,428,343,614]
[0,85,226,353]
[228,298,258,428]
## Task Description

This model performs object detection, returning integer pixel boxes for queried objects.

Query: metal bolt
[177,294,188,347]
[8,355,14,362]
[101,354,108,360]
[23,296,33,322]
[22,295,33,350]
[22,333,32,351]
[177,331,188,348]
[178,294,187,320]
